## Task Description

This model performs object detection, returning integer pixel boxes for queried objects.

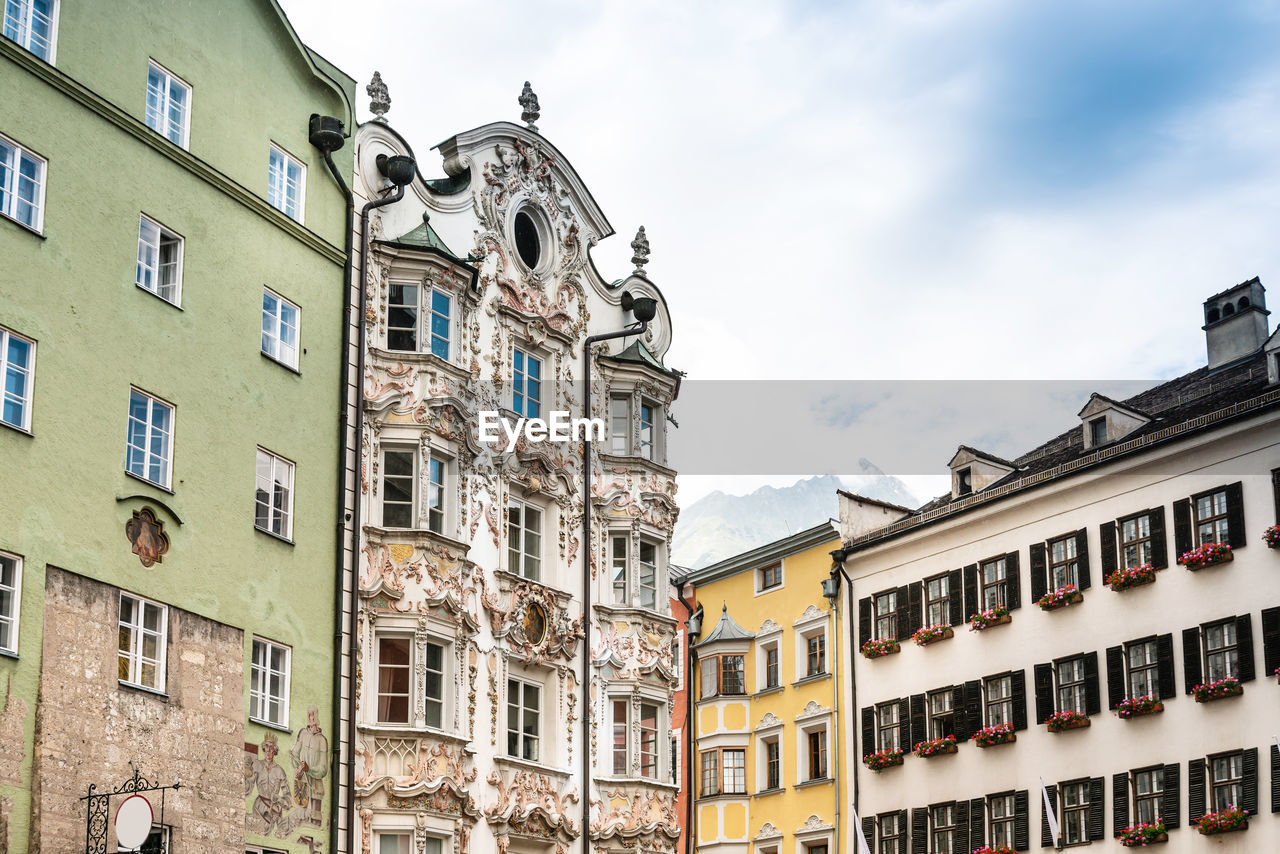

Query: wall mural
[244,705,330,848]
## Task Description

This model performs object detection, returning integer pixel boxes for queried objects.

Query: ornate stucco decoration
[755,712,783,732]
[630,226,650,277]
[124,507,169,567]
[591,617,677,679]
[795,700,833,723]
[757,618,781,635]
[358,540,480,630]
[485,769,579,850]
[797,815,835,833]
[367,71,390,122]
[794,603,826,626]
[590,785,680,850]
[355,738,478,801]
[754,822,783,841]
[481,574,583,666]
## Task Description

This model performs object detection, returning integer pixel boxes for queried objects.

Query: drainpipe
[678,591,701,854]
[829,551,858,840]
[829,591,842,850]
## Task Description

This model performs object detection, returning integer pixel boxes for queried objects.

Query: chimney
[1202,277,1269,370]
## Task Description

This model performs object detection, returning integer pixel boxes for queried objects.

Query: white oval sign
[114,794,153,850]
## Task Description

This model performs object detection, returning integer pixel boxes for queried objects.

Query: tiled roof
[695,604,755,646]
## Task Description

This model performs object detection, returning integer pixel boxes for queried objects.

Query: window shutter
[1011,669,1028,731]
[1188,758,1206,824]
[1182,627,1202,694]
[1075,528,1091,590]
[963,564,978,620]
[948,568,963,625]
[862,707,875,757]
[1033,663,1053,724]
[1273,467,1280,524]
[1236,613,1255,682]
[1156,634,1176,700]
[1087,777,1104,841]
[897,809,909,854]
[1013,789,1029,851]
[1005,550,1022,610]
[960,680,981,742]
[1271,744,1280,815]
[968,797,985,849]
[1162,762,1180,828]
[906,583,922,636]
[1224,480,1246,548]
[951,684,966,740]
[896,585,912,639]
[911,807,928,854]
[1083,651,1101,716]
[1099,520,1117,577]
[953,800,969,854]
[1029,542,1047,603]
[859,596,872,647]
[1242,746,1259,815]
[1263,606,1280,687]
[1040,784,1058,848]
[1172,498,1192,561]
[1105,645,1125,709]
[861,816,876,851]
[1112,771,1129,836]
[1148,506,1168,569]
[909,694,926,749]
[898,697,911,748]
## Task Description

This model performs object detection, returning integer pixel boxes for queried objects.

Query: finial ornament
[367,71,390,122]
[519,81,541,131]
[630,226,651,277]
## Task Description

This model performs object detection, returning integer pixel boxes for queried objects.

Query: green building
[0,2,354,852]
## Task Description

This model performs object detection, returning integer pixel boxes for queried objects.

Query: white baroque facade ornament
[754,822,782,841]
[798,815,834,833]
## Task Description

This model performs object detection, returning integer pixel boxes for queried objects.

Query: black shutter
[907,583,922,636]
[1084,651,1101,716]
[1013,790,1029,851]
[961,680,981,742]
[1224,480,1246,548]
[1106,645,1125,709]
[898,697,911,749]
[1033,663,1053,723]
[911,807,927,854]
[954,800,969,854]
[862,707,875,757]
[1243,746,1259,815]
[1005,550,1021,610]
[1271,744,1280,815]
[1087,778,1104,842]
[1264,607,1280,688]
[1273,467,1280,524]
[969,797,985,849]
[896,586,910,641]
[898,809,909,854]
[859,596,873,647]
[1011,669,1028,731]
[1173,498,1192,561]
[1188,758,1206,824]
[1182,627,1202,694]
[949,568,963,626]
[1236,613,1255,682]
[909,694,926,749]
[1156,634,1176,699]
[1040,784,1058,848]
[951,685,966,741]
[1099,520,1117,578]
[962,564,978,621]
[1148,506,1168,569]
[1029,542,1047,603]
[1162,763,1180,828]
[1112,771,1129,836]
[1075,528,1091,590]
[862,815,876,851]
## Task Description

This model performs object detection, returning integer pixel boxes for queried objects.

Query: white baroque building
[341,80,684,854]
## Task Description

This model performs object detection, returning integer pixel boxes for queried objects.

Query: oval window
[514,210,541,269]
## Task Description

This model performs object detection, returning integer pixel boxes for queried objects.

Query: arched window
[1238,296,1251,310]
[1207,308,1220,323]
[1223,303,1236,316]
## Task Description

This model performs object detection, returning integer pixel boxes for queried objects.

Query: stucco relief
[480,575,583,666]
[485,768,580,838]
[590,785,680,851]
[358,540,479,626]
[591,618,677,678]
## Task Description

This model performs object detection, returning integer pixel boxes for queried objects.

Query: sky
[280,0,1280,505]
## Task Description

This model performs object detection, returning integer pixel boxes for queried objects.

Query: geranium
[1195,805,1248,835]
[1192,676,1242,702]
[1105,563,1157,592]
[971,847,1017,854]
[968,604,1010,631]
[1264,525,1280,548]
[911,624,952,646]
[1045,710,1089,731]
[861,638,899,658]
[971,722,1015,747]
[1179,542,1232,569]
[1036,584,1081,610]
[913,734,957,758]
[1116,821,1167,846]
[1116,695,1163,719]
[862,748,903,771]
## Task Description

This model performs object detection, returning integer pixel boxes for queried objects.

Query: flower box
[913,735,958,758]
[1105,563,1157,592]
[1116,695,1164,719]
[1037,585,1083,611]
[972,722,1016,748]
[911,624,953,647]
[862,748,903,772]
[861,639,900,659]
[1179,542,1233,570]
[968,605,1011,632]
[1263,525,1280,549]
[1193,677,1243,703]
[1196,806,1249,835]
[972,848,1017,854]
[1045,711,1090,732]
[1116,822,1168,846]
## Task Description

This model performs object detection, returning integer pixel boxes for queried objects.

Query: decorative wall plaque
[125,507,169,567]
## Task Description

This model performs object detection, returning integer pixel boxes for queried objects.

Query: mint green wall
[0,2,354,852]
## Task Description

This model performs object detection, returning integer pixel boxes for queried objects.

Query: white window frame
[0,132,47,233]
[426,286,452,360]
[379,445,416,529]
[372,831,413,854]
[118,592,167,692]
[125,387,174,489]
[755,721,784,791]
[254,447,294,540]
[512,347,542,418]
[1,325,35,432]
[374,633,412,725]
[796,718,830,782]
[506,497,544,581]
[0,550,21,654]
[249,636,291,727]
[506,675,542,762]
[755,561,784,595]
[425,451,447,535]
[136,214,183,305]
[797,625,827,679]
[145,60,191,149]
[267,143,305,222]
[3,0,58,62]
[261,288,300,370]
[609,696,665,779]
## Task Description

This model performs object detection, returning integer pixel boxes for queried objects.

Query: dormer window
[957,468,972,496]
[1078,393,1150,450]
[948,447,1014,499]
[1089,416,1107,447]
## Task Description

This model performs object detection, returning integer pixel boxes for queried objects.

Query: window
[1120,513,1153,568]
[639,702,658,778]
[927,689,954,739]
[3,0,56,60]
[611,536,627,603]
[1056,658,1086,715]
[611,699,660,778]
[506,678,540,761]
[805,845,828,854]
[145,61,190,148]
[988,793,1016,847]
[427,289,450,359]
[807,729,827,780]
[1,325,34,431]
[609,396,628,454]
[1049,534,1079,589]
[118,593,166,691]
[125,389,173,488]
[698,748,745,796]
[1209,753,1243,812]
[877,813,904,854]
[139,825,169,854]
[875,702,900,751]
[985,675,1013,726]
[267,144,304,222]
[764,644,780,689]
[513,209,540,268]
[699,654,745,697]
[639,400,655,459]
[1060,781,1089,844]
[1089,416,1107,446]
[873,590,897,640]
[426,455,444,533]
[261,289,300,369]
[1204,620,1238,682]
[1133,767,1164,824]
[639,540,657,608]
[930,803,956,852]
[957,467,972,495]
[506,499,543,580]
[385,283,452,358]
[512,348,541,418]
[0,133,45,231]
[670,736,679,786]
[375,832,411,854]
[376,636,410,724]
[805,632,826,677]
[764,737,780,789]
[1126,639,1158,699]
[0,551,20,654]
[924,574,949,627]
[254,448,294,539]
[249,637,290,727]
[980,556,1007,608]
[135,216,182,304]
[1194,489,1230,545]
[380,449,414,528]
[423,640,444,728]
[699,749,718,796]
[760,563,782,591]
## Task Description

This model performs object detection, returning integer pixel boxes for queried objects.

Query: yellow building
[686,522,844,854]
